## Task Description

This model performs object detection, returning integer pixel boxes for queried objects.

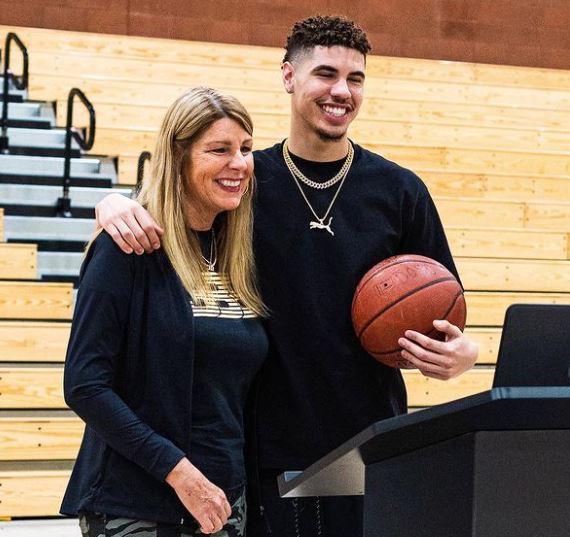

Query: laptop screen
[493,304,570,388]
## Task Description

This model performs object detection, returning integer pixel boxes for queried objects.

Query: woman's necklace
[282,140,354,237]
[200,228,217,271]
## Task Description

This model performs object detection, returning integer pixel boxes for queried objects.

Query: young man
[95,16,478,536]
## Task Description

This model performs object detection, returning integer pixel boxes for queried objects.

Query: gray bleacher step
[5,101,55,127]
[38,251,84,277]
[0,183,132,207]
[0,75,27,101]
[0,74,20,90]
[0,154,117,182]
[3,215,94,242]
[6,127,81,150]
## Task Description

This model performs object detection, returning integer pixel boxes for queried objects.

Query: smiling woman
[60,87,268,537]
[138,88,263,310]
[185,117,254,230]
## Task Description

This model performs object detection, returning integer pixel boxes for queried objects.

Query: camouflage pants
[79,491,246,537]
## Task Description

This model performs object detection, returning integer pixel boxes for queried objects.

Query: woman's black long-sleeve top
[61,232,196,524]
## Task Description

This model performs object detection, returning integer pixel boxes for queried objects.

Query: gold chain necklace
[283,140,354,190]
[283,140,354,236]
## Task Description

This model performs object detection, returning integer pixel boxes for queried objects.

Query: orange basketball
[352,254,466,368]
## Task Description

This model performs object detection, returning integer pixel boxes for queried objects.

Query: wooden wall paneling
[29,51,284,93]
[0,321,71,362]
[446,228,568,260]
[465,291,570,326]
[0,417,82,460]
[91,128,279,158]
[30,75,194,108]
[0,367,65,409]
[376,144,570,177]
[57,95,570,133]
[0,282,73,320]
[361,98,570,131]
[27,49,570,111]
[347,119,570,154]
[421,171,570,202]
[525,203,570,231]
[362,77,570,110]
[3,23,569,90]
[404,369,495,407]
[457,258,570,293]
[435,198,526,229]
[0,470,71,517]
[0,244,37,280]
[466,328,502,365]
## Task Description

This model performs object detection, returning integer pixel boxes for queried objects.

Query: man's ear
[281,61,295,94]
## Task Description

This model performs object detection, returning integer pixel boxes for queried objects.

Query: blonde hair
[137,87,266,315]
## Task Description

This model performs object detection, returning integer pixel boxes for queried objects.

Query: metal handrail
[1,33,29,152]
[136,151,151,190]
[57,88,96,217]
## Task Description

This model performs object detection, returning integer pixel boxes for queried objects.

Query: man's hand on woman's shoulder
[95,193,164,255]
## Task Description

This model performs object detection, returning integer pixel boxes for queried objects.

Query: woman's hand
[398,319,479,380]
[166,457,232,534]
[95,193,164,255]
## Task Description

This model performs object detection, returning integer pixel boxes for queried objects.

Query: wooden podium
[278,388,570,537]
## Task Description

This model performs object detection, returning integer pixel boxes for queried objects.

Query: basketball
[352,254,467,368]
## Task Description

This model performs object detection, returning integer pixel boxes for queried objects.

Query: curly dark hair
[283,15,372,63]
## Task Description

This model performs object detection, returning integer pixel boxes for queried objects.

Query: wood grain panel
[0,208,3,242]
[95,129,278,158]
[98,131,570,173]
[0,321,71,362]
[57,95,570,134]
[404,368,494,407]
[0,368,65,409]
[0,282,73,320]
[466,328,502,365]
[79,110,570,157]
[435,196,570,233]
[3,24,569,88]
[347,120,570,154]
[0,417,82,460]
[29,51,284,92]
[0,243,37,280]
[363,77,570,111]
[0,471,70,517]
[447,228,568,260]
[435,198,526,229]
[376,144,570,177]
[116,141,570,179]
[29,50,570,111]
[362,98,570,132]
[0,24,281,71]
[458,258,570,293]
[421,171,570,201]
[465,291,570,326]
[30,74,195,108]
[525,203,570,231]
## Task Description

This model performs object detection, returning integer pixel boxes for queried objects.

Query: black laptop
[492,304,570,388]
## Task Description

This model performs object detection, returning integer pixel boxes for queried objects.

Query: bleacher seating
[0,24,568,520]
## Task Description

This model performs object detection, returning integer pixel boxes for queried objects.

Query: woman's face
[185,117,253,229]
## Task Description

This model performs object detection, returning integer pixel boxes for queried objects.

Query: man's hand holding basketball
[398,319,478,380]
[95,193,163,255]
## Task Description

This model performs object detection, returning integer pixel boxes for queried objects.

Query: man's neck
[287,130,350,162]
